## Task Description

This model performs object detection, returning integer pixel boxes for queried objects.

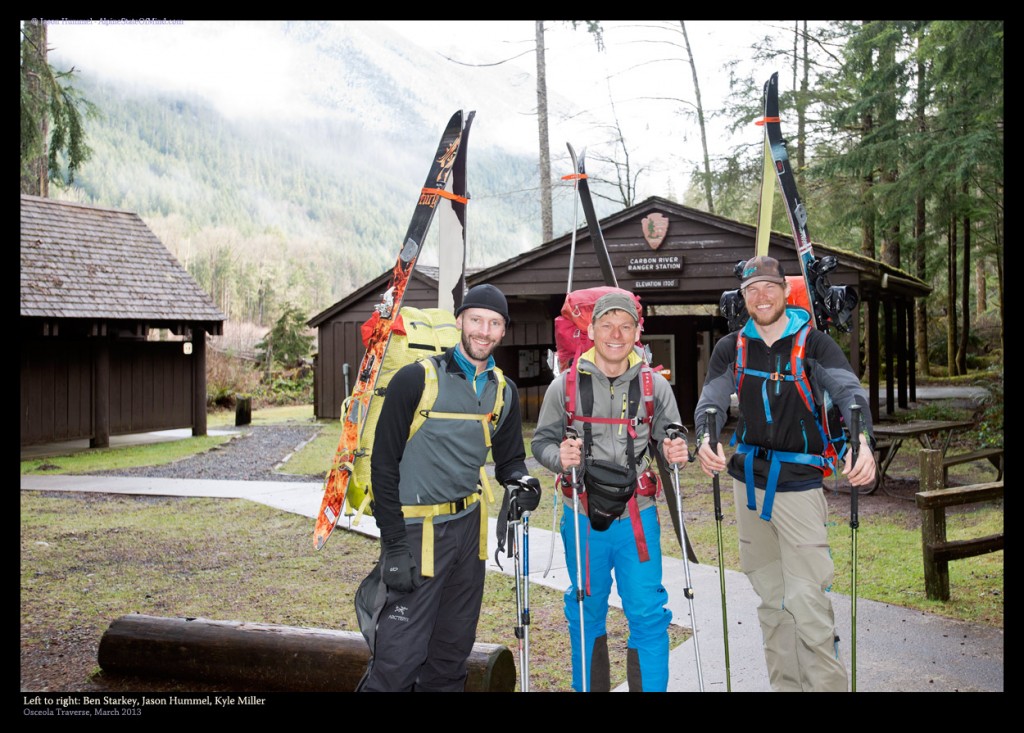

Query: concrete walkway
[21,472,1003,693]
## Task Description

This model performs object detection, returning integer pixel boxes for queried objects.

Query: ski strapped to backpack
[559,354,661,573]
[731,322,848,521]
[346,345,507,577]
[314,110,469,551]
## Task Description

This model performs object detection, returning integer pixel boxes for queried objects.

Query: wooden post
[919,449,948,600]
[98,615,515,692]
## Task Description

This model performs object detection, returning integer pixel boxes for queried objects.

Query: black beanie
[456,284,510,325]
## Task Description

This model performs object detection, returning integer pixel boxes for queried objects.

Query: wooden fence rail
[915,449,1003,601]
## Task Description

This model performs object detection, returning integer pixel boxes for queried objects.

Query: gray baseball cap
[592,292,639,324]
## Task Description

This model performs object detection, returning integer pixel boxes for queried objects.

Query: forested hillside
[46,21,614,326]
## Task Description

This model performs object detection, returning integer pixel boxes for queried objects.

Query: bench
[941,447,1003,486]
[915,480,1003,601]
[870,439,895,492]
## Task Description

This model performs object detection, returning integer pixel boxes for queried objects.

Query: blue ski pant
[560,503,672,692]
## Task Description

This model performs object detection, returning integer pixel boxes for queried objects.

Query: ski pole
[666,422,704,692]
[521,507,531,690]
[565,425,588,692]
[706,407,732,691]
[543,478,560,578]
[511,502,532,691]
[848,404,862,693]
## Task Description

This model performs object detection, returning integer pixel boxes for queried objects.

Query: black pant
[359,508,486,691]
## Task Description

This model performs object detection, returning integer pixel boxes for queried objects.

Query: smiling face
[587,308,638,377]
[742,280,790,328]
[456,307,506,369]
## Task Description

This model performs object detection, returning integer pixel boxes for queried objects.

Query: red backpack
[554,286,643,373]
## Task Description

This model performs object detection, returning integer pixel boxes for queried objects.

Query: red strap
[564,360,578,424]
[627,495,649,562]
[641,366,655,425]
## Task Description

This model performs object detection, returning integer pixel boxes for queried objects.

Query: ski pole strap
[420,187,468,204]
[735,443,832,522]
[402,491,485,576]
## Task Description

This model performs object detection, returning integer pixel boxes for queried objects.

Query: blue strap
[736,443,833,521]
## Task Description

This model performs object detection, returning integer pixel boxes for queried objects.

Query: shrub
[206,347,261,408]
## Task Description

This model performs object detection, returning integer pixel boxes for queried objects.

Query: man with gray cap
[532,289,689,692]
[694,255,876,692]
[357,283,537,691]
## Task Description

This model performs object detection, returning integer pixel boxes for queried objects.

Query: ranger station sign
[626,254,683,274]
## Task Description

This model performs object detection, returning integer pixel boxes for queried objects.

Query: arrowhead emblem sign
[642,213,669,250]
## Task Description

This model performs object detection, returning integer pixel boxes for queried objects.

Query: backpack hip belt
[401,490,486,577]
[735,443,834,522]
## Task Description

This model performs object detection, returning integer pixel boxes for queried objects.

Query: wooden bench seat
[941,447,1003,485]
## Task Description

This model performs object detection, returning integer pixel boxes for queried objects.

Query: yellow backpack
[344,306,505,522]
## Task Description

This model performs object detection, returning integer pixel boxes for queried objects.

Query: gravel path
[94,424,324,482]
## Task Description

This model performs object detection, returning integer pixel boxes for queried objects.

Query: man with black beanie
[356,283,537,691]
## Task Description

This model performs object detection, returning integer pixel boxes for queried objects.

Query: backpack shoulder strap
[564,360,579,424]
[410,356,442,441]
[790,323,816,414]
[735,331,748,393]
[640,364,654,426]
[491,365,506,426]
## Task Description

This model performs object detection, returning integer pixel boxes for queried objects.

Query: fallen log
[98,614,515,692]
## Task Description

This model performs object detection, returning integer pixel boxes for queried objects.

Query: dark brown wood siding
[21,338,94,445]
[108,341,193,434]
[21,338,194,446]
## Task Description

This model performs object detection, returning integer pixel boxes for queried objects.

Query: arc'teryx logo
[387,604,410,623]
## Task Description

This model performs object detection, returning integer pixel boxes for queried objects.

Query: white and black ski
[567,143,617,288]
[437,111,474,313]
[763,72,858,333]
[721,73,857,333]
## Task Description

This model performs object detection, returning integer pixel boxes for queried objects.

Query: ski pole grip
[706,408,719,452]
[849,405,861,523]
[666,422,685,441]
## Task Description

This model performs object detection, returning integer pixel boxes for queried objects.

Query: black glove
[380,536,421,594]
[510,475,542,513]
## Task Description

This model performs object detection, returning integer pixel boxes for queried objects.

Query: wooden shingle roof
[20,195,226,325]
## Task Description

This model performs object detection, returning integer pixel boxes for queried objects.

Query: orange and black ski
[314,111,470,551]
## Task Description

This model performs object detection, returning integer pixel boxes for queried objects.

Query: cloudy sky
[43,19,799,200]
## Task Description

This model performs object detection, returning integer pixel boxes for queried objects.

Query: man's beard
[747,299,786,327]
[461,331,496,362]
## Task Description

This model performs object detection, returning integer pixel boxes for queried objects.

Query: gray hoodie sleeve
[531,374,569,475]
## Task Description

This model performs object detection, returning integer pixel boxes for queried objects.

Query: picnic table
[869,418,976,494]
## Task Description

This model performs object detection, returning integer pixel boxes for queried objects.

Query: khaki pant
[733,479,848,692]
